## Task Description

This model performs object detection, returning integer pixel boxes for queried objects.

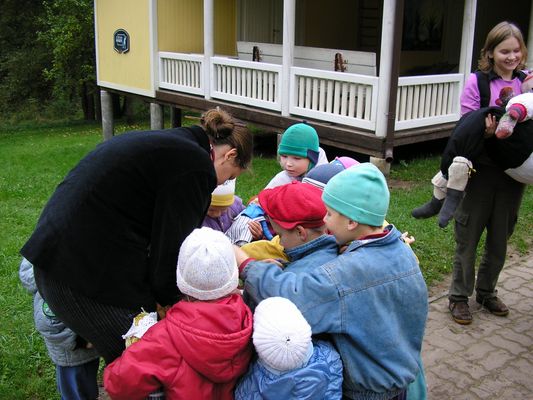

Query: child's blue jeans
[56,358,99,400]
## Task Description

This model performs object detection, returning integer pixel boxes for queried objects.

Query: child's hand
[248,220,263,240]
[261,258,285,268]
[401,231,415,245]
[234,245,250,266]
[484,114,497,137]
[247,196,259,205]
[156,303,170,320]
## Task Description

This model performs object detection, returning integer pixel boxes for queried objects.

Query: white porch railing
[210,57,282,111]
[159,52,204,96]
[157,52,464,133]
[395,73,463,130]
[289,67,379,131]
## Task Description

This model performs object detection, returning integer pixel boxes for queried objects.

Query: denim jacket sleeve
[243,261,342,333]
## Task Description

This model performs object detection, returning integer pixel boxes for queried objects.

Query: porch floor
[157,89,455,159]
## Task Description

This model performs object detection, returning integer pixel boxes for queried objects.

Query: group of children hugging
[20,121,429,400]
[20,19,533,400]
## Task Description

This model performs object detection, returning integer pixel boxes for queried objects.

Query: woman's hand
[484,114,497,137]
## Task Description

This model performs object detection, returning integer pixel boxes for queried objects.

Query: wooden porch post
[375,0,397,140]
[100,89,114,141]
[203,0,214,100]
[527,4,533,69]
[170,107,182,128]
[281,0,295,116]
[371,0,403,174]
[150,103,164,130]
[458,0,477,83]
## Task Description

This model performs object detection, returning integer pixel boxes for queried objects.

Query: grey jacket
[19,258,99,366]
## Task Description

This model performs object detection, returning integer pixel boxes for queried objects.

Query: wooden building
[94,0,533,164]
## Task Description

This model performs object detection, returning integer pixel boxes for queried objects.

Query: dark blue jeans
[56,358,99,400]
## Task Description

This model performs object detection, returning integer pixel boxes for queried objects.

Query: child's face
[268,219,302,250]
[207,205,230,218]
[490,36,523,78]
[279,155,310,178]
[324,205,353,245]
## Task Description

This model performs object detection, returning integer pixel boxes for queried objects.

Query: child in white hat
[235,297,343,400]
[104,227,253,400]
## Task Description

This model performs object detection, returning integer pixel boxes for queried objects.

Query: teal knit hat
[322,163,389,226]
[278,123,320,167]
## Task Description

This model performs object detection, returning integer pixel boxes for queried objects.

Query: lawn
[1,121,531,398]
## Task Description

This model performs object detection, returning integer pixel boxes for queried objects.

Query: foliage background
[0,0,140,123]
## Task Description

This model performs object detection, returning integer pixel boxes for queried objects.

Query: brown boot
[476,296,509,316]
[449,301,472,325]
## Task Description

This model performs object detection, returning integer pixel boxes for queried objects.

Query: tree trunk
[80,82,96,120]
[123,96,135,124]
[81,82,89,120]
[95,89,102,122]
[112,93,122,118]
[86,90,95,120]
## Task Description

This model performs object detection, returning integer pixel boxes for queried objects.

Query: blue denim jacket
[243,234,338,312]
[243,225,428,400]
[284,234,339,272]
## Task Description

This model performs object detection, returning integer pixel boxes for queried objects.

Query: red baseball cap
[258,181,326,230]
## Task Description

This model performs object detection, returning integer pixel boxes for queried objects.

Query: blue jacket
[19,258,99,367]
[284,234,339,273]
[235,340,343,400]
[243,225,428,400]
[244,234,338,312]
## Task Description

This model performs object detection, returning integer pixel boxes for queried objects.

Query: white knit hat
[253,297,313,372]
[176,227,238,301]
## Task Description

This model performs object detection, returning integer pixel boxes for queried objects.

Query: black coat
[21,125,217,310]
[440,107,533,176]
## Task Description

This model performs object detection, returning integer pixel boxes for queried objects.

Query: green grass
[0,121,531,398]
[0,123,103,399]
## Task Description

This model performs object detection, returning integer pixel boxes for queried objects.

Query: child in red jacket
[104,227,253,400]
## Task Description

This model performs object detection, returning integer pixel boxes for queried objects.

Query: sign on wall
[114,29,130,54]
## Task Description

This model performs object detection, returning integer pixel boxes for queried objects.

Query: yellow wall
[158,0,236,55]
[96,0,238,93]
[96,0,153,94]
[214,0,237,55]
[158,0,203,53]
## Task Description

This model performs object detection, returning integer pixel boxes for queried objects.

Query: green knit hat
[278,123,320,167]
[322,163,389,226]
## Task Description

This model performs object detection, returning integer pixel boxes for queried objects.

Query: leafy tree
[0,0,52,113]
[39,0,98,120]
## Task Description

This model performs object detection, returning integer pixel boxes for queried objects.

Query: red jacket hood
[104,294,253,400]
[165,293,253,382]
